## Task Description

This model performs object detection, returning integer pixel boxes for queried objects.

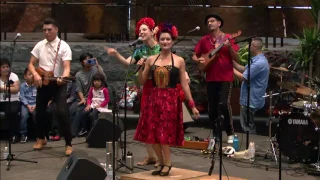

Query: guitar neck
[45,77,72,82]
[210,44,224,56]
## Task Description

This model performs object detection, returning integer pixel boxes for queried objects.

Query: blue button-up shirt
[240,54,269,109]
[19,82,37,106]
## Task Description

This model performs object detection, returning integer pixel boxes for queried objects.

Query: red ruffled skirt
[140,79,153,109]
[134,87,184,146]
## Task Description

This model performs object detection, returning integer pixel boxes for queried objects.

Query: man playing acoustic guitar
[28,17,73,156]
[192,14,240,144]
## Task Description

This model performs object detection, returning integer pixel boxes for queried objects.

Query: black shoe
[12,136,18,144]
[20,135,28,143]
[152,165,163,175]
[159,165,172,176]
[78,129,87,137]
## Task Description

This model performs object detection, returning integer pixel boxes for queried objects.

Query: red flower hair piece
[156,23,179,40]
[135,17,156,35]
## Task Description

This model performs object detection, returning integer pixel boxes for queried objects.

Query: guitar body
[199,50,219,72]
[35,67,54,85]
[198,30,242,72]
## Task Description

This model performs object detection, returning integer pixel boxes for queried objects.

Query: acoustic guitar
[198,30,242,72]
[35,67,74,85]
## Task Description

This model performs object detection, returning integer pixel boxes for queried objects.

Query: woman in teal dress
[106,17,161,166]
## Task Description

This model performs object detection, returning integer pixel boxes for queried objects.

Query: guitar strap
[52,39,62,73]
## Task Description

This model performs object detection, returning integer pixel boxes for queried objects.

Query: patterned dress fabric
[134,54,184,146]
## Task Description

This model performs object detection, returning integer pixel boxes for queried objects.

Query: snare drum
[278,113,318,163]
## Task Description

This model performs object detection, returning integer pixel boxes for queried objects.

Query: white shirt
[0,72,20,102]
[31,37,72,77]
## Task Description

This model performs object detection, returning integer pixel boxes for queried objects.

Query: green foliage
[293,27,320,68]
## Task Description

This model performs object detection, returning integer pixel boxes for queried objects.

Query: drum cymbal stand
[306,127,320,176]
[263,91,278,165]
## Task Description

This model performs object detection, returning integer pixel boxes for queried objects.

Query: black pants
[35,84,72,146]
[207,82,234,136]
[0,101,20,137]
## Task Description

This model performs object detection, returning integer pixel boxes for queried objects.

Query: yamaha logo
[288,119,308,125]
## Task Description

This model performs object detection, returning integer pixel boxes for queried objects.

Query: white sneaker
[227,135,234,144]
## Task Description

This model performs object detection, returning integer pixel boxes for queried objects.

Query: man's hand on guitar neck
[57,77,67,86]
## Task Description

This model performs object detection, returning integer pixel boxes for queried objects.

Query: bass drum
[278,113,319,163]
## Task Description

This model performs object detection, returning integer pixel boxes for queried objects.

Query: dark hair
[24,68,29,75]
[92,73,106,87]
[204,14,224,28]
[43,17,58,27]
[79,53,93,63]
[0,58,11,68]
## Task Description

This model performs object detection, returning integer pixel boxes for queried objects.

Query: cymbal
[277,81,317,96]
[277,81,298,91]
[296,85,317,96]
[271,67,295,73]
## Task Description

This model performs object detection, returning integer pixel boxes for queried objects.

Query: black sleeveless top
[151,53,180,88]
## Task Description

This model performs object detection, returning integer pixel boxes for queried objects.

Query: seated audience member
[0,59,20,143]
[19,68,37,143]
[85,73,111,126]
[71,53,106,137]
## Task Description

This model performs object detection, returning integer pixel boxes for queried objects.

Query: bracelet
[188,100,195,109]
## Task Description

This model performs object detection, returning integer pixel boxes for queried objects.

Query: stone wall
[0,42,202,102]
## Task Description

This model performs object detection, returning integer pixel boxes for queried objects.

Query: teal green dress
[133,44,161,62]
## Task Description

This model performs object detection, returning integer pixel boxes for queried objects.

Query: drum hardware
[306,127,320,176]
[278,112,319,163]
[263,91,279,164]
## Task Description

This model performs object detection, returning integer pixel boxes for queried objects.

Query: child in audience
[19,68,37,143]
[84,73,111,126]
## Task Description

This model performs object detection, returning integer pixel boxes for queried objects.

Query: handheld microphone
[282,13,287,38]
[187,26,200,34]
[134,56,147,74]
[13,33,21,42]
[129,37,142,47]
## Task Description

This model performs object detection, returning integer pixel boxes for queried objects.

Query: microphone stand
[0,39,37,170]
[208,103,224,180]
[172,28,199,53]
[114,44,148,174]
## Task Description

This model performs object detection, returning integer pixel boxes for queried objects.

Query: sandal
[136,156,156,166]
[151,165,164,175]
[159,164,172,176]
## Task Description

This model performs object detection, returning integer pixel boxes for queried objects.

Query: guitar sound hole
[208,54,212,59]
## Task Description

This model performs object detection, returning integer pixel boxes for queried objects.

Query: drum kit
[264,66,320,170]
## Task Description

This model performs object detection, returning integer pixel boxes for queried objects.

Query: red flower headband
[135,17,155,35]
[156,23,179,40]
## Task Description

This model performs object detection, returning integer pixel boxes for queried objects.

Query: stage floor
[0,127,318,180]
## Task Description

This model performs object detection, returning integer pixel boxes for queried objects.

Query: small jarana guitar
[35,67,74,85]
[198,30,242,72]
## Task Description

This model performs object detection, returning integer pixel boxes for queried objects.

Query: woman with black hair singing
[134,23,200,176]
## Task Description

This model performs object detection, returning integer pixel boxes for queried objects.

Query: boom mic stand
[208,103,224,180]
[0,38,37,170]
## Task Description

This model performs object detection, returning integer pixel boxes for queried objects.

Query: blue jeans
[20,105,35,136]
[71,103,86,137]
[240,106,257,134]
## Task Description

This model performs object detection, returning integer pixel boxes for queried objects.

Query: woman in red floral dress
[106,17,160,166]
[135,23,200,176]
